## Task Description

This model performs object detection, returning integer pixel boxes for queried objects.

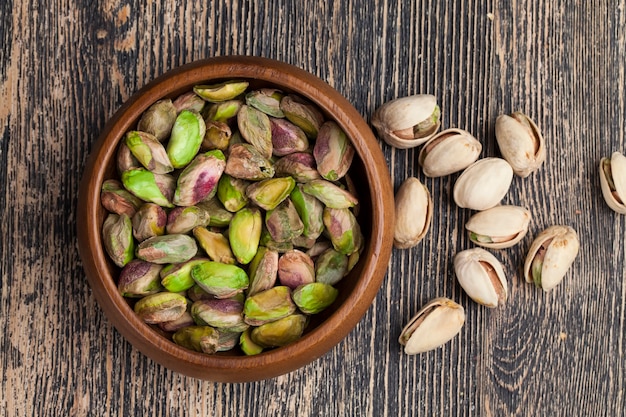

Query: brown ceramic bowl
[77,56,394,382]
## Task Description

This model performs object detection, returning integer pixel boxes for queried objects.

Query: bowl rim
[77,55,394,382]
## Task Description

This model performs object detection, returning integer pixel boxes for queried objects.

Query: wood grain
[1,0,624,415]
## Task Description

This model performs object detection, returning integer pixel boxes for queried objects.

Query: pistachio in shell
[465,205,531,249]
[453,158,513,211]
[453,248,508,308]
[599,151,626,214]
[393,177,432,249]
[418,128,482,177]
[495,111,546,178]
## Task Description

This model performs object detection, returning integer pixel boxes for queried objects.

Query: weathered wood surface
[1,1,624,416]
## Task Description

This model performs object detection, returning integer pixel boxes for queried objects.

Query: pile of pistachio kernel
[100,80,363,355]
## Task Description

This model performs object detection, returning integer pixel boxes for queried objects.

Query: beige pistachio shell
[371,94,441,149]
[418,128,482,177]
[523,225,580,291]
[453,158,513,210]
[454,248,507,308]
[398,297,465,355]
[465,205,531,249]
[599,151,626,214]
[393,177,433,249]
[495,112,546,177]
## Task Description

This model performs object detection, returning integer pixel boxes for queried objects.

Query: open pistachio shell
[465,205,531,249]
[523,225,580,291]
[599,151,626,214]
[495,112,546,177]
[393,177,433,249]
[453,158,513,211]
[454,248,508,308]
[418,128,482,177]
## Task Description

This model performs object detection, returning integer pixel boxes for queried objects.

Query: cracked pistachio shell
[117,259,164,297]
[102,213,135,267]
[302,179,358,209]
[191,261,249,299]
[240,328,264,355]
[193,226,236,265]
[313,121,355,181]
[274,152,321,182]
[202,120,232,151]
[173,150,226,206]
[265,199,304,243]
[137,99,177,142]
[453,158,513,211]
[191,299,248,332]
[116,141,141,174]
[454,248,508,308]
[250,314,307,348]
[523,225,580,291]
[172,325,220,354]
[166,206,210,235]
[247,246,279,296]
[246,88,285,118]
[280,95,325,138]
[418,128,482,177]
[225,143,275,180]
[243,286,296,326]
[132,203,167,242]
[393,177,433,249]
[399,297,465,355]
[270,117,309,157]
[600,151,626,214]
[277,249,315,289]
[465,205,531,249]
[229,207,263,265]
[159,310,195,333]
[237,104,273,159]
[167,110,206,169]
[290,184,324,239]
[160,257,209,293]
[323,207,363,255]
[172,91,206,113]
[101,179,143,217]
[292,282,339,314]
[246,177,296,211]
[495,112,546,177]
[136,234,198,264]
[196,198,233,227]
[315,248,349,286]
[121,169,175,208]
[217,174,250,213]
[205,99,243,122]
[371,94,441,149]
[194,80,249,103]
[134,292,188,324]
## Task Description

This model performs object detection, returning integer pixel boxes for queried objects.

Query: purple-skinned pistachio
[224,143,275,180]
[246,177,296,211]
[245,88,285,118]
[306,239,333,258]
[228,207,262,265]
[191,261,249,299]
[315,248,349,285]
[134,292,188,324]
[274,152,321,182]
[102,213,135,267]
[313,121,355,181]
[124,130,173,174]
[323,207,363,255]
[290,184,324,239]
[196,198,233,227]
[270,118,309,157]
[237,104,273,159]
[173,150,226,206]
[265,199,304,243]
[191,299,248,332]
[205,99,244,122]
[136,234,198,264]
[117,259,164,297]
[292,282,339,314]
[116,141,141,174]
[291,235,317,249]
[172,325,220,354]
[250,314,307,348]
[277,249,315,289]
[260,227,294,253]
[158,310,195,333]
[132,203,167,242]
[193,226,237,265]
[121,168,175,208]
[167,110,206,169]
[101,179,143,217]
[202,120,232,151]
[217,174,250,213]
[137,99,178,142]
[173,91,206,113]
[187,284,216,302]
[280,94,325,139]
[302,179,358,209]
[160,257,210,293]
[243,286,296,326]
[247,246,279,296]
[194,80,249,103]
[166,206,211,234]
[216,330,241,352]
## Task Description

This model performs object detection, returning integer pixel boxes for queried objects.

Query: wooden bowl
[77,56,394,382]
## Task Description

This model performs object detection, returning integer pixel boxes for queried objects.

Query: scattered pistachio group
[101,80,364,355]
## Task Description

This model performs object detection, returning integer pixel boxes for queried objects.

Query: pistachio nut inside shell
[393,177,433,249]
[453,158,514,210]
[399,297,465,355]
[495,112,546,177]
[599,151,626,214]
[465,205,531,249]
[523,225,580,291]
[418,128,482,177]
[371,94,441,149]
[453,248,508,308]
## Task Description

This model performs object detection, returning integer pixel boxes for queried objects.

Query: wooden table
[1,1,624,415]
